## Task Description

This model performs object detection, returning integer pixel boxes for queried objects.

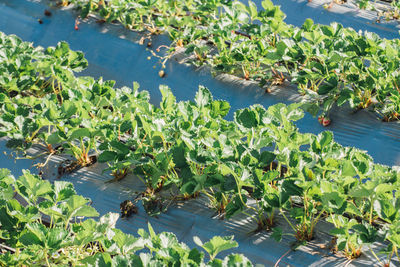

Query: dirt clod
[120,200,138,218]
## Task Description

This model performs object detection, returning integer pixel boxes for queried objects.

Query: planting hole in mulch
[57,155,97,178]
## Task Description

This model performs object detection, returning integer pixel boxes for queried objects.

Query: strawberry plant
[285,177,325,242]
[0,168,254,266]
[251,169,283,231]
[380,220,400,267]
[328,215,364,259]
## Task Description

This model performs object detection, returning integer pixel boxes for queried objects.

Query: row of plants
[0,168,253,266]
[1,32,400,265]
[344,0,400,23]
[51,0,400,123]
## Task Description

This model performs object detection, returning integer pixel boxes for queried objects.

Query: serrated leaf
[195,86,212,108]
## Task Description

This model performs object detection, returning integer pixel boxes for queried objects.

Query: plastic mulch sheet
[0,0,399,266]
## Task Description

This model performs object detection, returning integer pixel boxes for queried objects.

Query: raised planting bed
[31,0,400,122]
[1,0,400,169]
[0,31,400,266]
[0,137,393,266]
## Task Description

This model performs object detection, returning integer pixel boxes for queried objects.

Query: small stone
[44,9,52,16]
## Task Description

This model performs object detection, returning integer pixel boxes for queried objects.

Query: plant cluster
[54,0,400,122]
[0,32,399,264]
[0,168,252,266]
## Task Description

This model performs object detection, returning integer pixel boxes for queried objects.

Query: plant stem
[368,246,383,266]
[242,210,259,224]
[369,197,374,225]
[279,208,297,232]
[388,246,394,266]
[44,249,51,267]
[310,209,325,232]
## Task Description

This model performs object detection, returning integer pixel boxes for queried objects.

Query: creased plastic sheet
[0,138,390,266]
[0,0,399,167]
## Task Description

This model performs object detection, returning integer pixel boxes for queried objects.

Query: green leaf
[69,128,91,140]
[194,235,238,260]
[234,108,257,129]
[61,101,78,118]
[0,170,14,202]
[171,141,187,168]
[53,41,70,58]
[259,151,276,166]
[22,223,47,246]
[19,230,43,247]
[375,184,394,195]
[110,140,130,155]
[301,102,320,117]
[80,1,92,18]
[47,227,69,248]
[321,192,347,213]
[47,132,62,145]
[159,85,176,112]
[54,181,76,202]
[225,195,246,219]
[195,86,212,108]
[271,227,283,242]
[286,103,304,121]
[224,254,252,265]
[261,0,274,11]
[341,160,357,177]
[282,179,302,196]
[73,205,99,218]
[112,229,143,254]
[318,131,333,149]
[18,170,52,201]
[147,222,156,239]
[211,100,230,118]
[44,107,58,121]
[80,253,112,267]
[65,195,99,219]
[98,151,118,163]
[302,18,314,31]
[247,0,258,20]
[349,186,370,198]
